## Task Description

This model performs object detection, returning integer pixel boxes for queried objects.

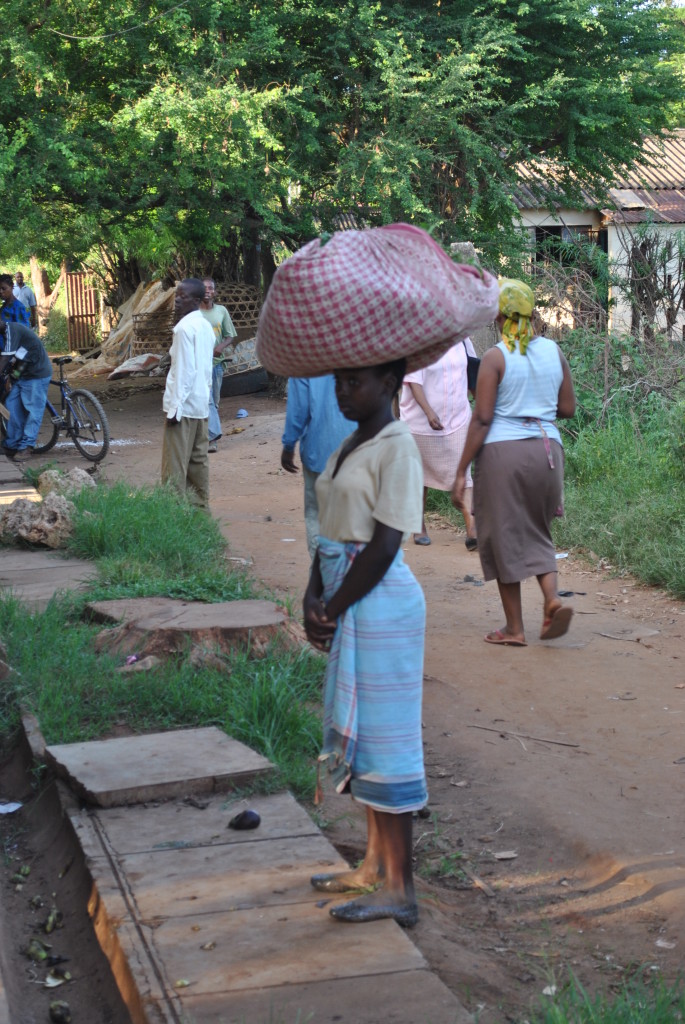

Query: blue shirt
[1,298,31,326]
[282,375,355,474]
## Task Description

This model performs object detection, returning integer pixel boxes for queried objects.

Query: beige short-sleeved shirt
[316,420,423,543]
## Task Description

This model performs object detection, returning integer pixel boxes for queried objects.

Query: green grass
[524,975,685,1024]
[555,408,685,597]
[0,480,325,797]
[0,591,324,797]
[67,480,258,601]
[425,487,467,529]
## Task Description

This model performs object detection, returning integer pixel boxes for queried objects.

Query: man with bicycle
[0,320,52,460]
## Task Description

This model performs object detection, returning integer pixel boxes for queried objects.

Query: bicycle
[1,356,110,463]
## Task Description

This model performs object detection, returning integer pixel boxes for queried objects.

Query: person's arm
[556,349,576,419]
[407,382,443,430]
[325,521,402,622]
[303,551,332,649]
[165,328,196,422]
[0,353,12,392]
[303,520,403,650]
[451,346,502,510]
[280,379,310,472]
[214,307,238,358]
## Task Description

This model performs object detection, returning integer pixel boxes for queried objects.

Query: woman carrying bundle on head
[257,224,499,926]
[451,279,577,647]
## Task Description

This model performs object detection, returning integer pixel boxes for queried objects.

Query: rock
[37,466,96,498]
[0,492,76,549]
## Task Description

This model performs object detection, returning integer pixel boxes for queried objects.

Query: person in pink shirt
[399,339,478,549]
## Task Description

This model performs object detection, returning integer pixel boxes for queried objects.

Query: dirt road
[61,383,685,1020]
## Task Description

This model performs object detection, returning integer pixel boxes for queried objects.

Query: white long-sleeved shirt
[162,310,215,421]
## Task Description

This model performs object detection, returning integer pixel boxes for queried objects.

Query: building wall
[518,207,685,341]
[607,222,685,340]
[518,208,603,231]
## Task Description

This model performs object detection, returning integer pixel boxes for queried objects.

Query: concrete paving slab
[146,902,427,994]
[46,727,274,806]
[181,970,473,1024]
[72,791,322,856]
[0,483,41,504]
[0,460,28,485]
[0,549,97,609]
[118,834,348,916]
[66,784,472,1024]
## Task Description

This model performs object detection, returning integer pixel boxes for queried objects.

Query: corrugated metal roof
[515,130,685,217]
[513,160,598,209]
[613,130,685,190]
[602,188,685,225]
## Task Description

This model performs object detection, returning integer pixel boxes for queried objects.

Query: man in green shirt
[200,279,237,452]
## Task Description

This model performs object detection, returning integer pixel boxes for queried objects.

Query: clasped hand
[303,592,336,652]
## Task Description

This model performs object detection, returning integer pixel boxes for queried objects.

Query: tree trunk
[30,258,68,334]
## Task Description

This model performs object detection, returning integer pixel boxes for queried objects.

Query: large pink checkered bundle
[255,223,499,376]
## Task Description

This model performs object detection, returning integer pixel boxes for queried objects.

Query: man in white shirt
[161,278,215,509]
[13,273,37,329]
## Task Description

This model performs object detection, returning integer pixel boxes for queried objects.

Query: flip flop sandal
[540,606,574,641]
[465,537,478,551]
[413,534,431,546]
[484,630,527,647]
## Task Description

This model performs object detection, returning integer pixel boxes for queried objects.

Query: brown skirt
[473,438,564,584]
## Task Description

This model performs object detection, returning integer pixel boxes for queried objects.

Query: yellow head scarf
[499,279,535,355]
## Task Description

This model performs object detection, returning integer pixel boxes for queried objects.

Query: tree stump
[86,597,304,662]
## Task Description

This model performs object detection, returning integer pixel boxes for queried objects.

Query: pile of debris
[0,468,95,549]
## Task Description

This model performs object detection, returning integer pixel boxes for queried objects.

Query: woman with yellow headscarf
[451,280,577,646]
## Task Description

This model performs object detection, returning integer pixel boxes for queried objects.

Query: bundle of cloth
[256,223,499,374]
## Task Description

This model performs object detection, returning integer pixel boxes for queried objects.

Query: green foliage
[0,0,683,274]
[554,330,685,595]
[43,287,70,354]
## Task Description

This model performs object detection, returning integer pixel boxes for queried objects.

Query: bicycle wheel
[32,402,61,454]
[66,389,110,462]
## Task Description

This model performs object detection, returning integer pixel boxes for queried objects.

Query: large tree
[0,0,683,290]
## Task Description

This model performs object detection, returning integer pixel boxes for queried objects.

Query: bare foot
[310,866,382,893]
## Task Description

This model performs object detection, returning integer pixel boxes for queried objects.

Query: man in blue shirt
[281,375,354,558]
[0,275,31,326]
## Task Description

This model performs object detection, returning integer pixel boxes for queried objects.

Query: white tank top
[484,336,564,446]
